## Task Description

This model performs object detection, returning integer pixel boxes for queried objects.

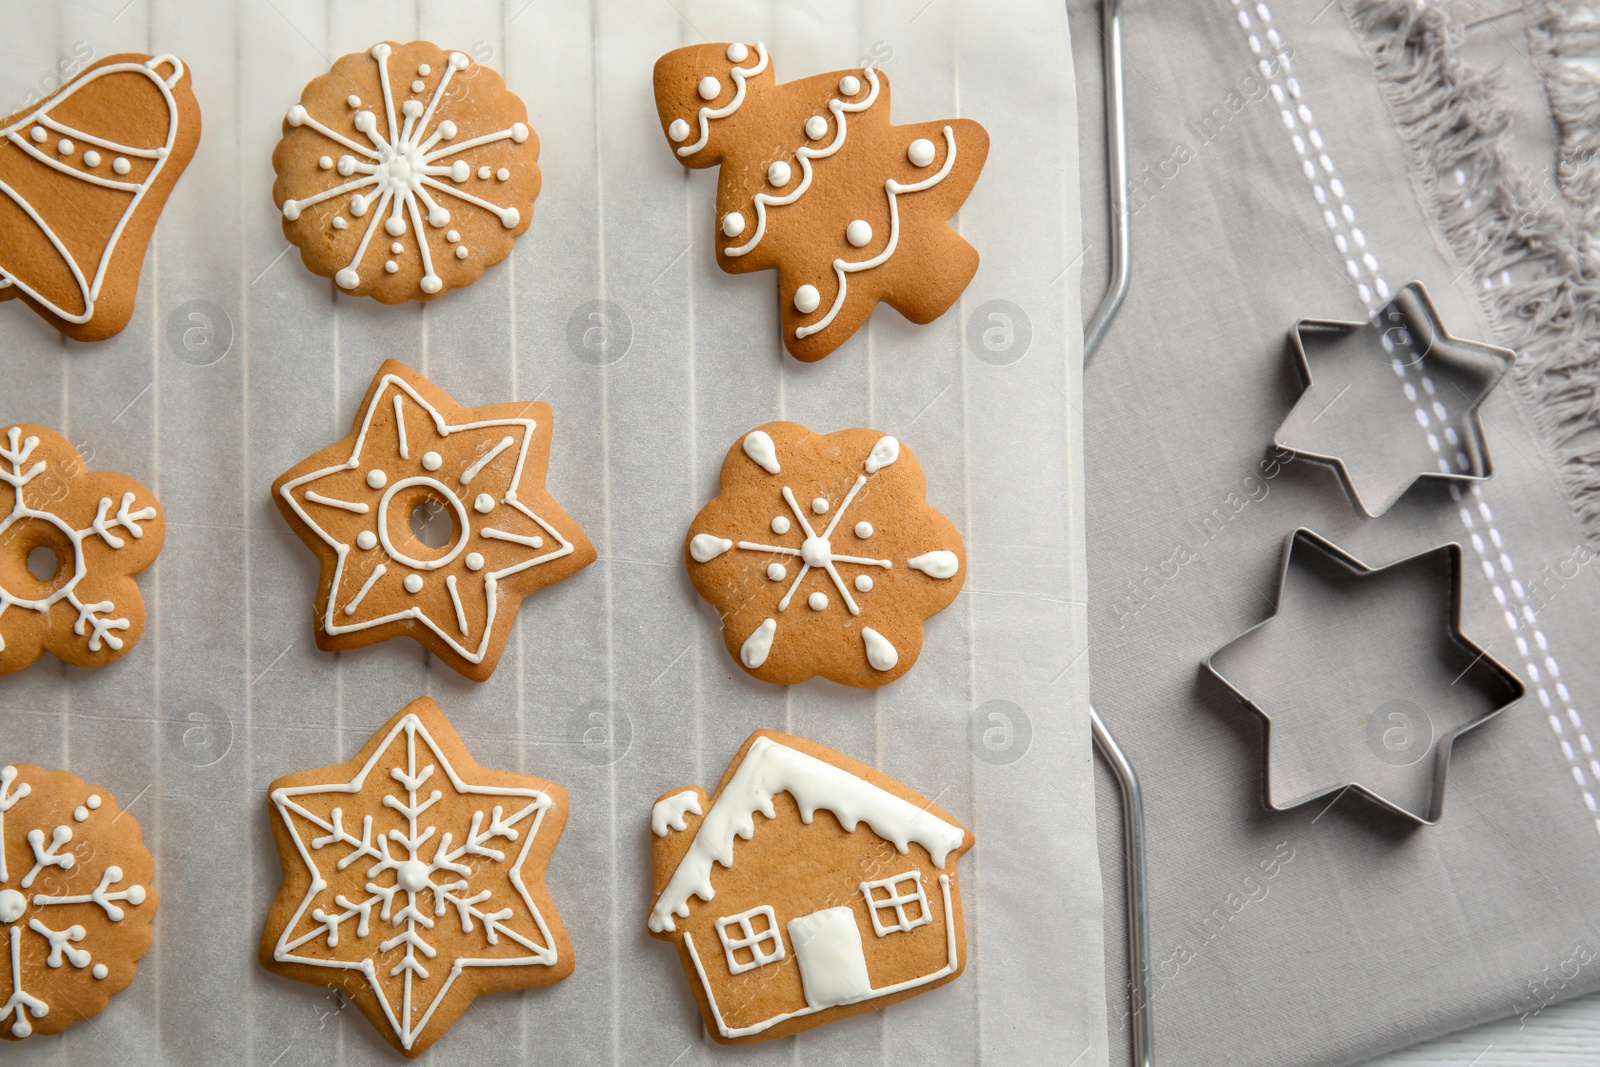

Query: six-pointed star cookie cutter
[1275,281,1516,517]
[1202,528,1525,825]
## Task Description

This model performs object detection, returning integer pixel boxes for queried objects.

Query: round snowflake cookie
[0,765,156,1041]
[685,422,965,687]
[271,41,540,303]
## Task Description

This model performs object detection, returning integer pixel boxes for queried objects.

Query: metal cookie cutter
[1204,528,1524,825]
[1273,281,1516,518]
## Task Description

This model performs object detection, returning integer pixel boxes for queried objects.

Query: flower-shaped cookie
[0,764,157,1040]
[272,360,594,682]
[272,41,540,303]
[685,422,964,687]
[0,425,164,674]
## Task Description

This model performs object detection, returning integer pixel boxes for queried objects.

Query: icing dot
[385,216,406,236]
[404,574,424,594]
[839,74,861,96]
[855,574,874,592]
[420,275,442,294]
[366,469,387,489]
[318,155,332,169]
[390,242,403,254]
[478,165,491,180]
[87,795,101,810]
[808,591,829,611]
[812,497,829,515]
[855,522,873,538]
[451,52,470,70]
[908,138,937,167]
[357,531,378,550]
[418,63,431,76]
[496,167,510,181]
[768,160,792,186]
[511,122,529,142]
[447,230,460,243]
[281,200,302,221]
[474,493,494,513]
[805,115,828,140]
[113,157,131,175]
[436,120,457,140]
[57,138,73,155]
[351,194,370,216]
[771,516,791,535]
[287,104,308,126]
[336,268,360,288]
[422,451,442,471]
[411,79,425,92]
[83,150,101,167]
[668,118,690,142]
[73,806,89,822]
[337,155,357,175]
[456,246,469,259]
[465,552,485,571]
[29,127,44,143]
[698,76,722,100]
[332,217,347,229]
[846,219,873,247]
[722,212,746,237]
[450,160,470,182]
[92,964,108,980]
[727,42,749,62]
[767,563,787,581]
[427,206,449,226]
[794,285,821,314]
[353,111,377,135]
[347,94,361,107]
[125,884,145,905]
[384,260,399,273]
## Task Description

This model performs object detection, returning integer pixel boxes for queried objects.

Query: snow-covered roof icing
[648,735,966,933]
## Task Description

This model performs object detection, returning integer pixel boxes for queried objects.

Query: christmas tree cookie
[653,42,988,361]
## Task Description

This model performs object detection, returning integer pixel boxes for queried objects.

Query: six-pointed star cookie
[1274,282,1515,517]
[1204,529,1524,824]
[272,360,594,681]
[260,697,573,1057]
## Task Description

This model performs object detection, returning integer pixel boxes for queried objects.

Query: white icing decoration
[767,563,786,581]
[648,736,964,933]
[83,150,100,167]
[690,534,733,562]
[811,497,828,515]
[723,68,881,260]
[477,165,490,180]
[465,552,484,571]
[906,551,959,579]
[668,118,690,142]
[793,285,820,314]
[384,260,398,273]
[278,374,579,665]
[333,216,347,229]
[390,241,403,254]
[347,94,361,108]
[675,43,769,157]
[742,430,780,474]
[281,45,524,295]
[403,574,423,593]
[908,138,936,167]
[771,516,790,535]
[864,435,899,474]
[421,451,442,471]
[795,126,959,339]
[721,212,745,237]
[860,871,933,936]
[0,766,148,1038]
[861,627,898,670]
[855,574,873,592]
[496,168,510,181]
[767,160,791,186]
[807,591,828,611]
[0,55,188,324]
[855,521,873,538]
[446,229,459,243]
[804,115,828,140]
[410,79,425,93]
[839,75,862,96]
[473,493,494,513]
[716,905,785,974]
[0,428,155,654]
[418,64,431,76]
[357,531,378,550]
[268,712,561,1052]
[698,76,721,101]
[726,42,749,63]
[740,618,776,668]
[27,128,42,143]
[846,219,872,247]
[651,790,703,837]
[455,247,469,259]
[366,469,387,489]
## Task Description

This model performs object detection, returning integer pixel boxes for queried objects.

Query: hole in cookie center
[381,481,463,565]
[409,501,454,549]
[26,546,58,581]
[8,518,75,598]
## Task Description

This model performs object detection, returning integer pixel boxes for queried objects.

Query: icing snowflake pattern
[268,708,565,1053]
[0,765,155,1041]
[274,42,538,301]
[685,423,965,686]
[0,425,164,673]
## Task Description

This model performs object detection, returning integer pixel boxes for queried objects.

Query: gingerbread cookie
[260,697,574,1058]
[273,41,540,303]
[0,425,164,674]
[684,422,964,687]
[653,43,988,361]
[0,764,157,1041]
[648,730,973,1044]
[272,360,594,681]
[0,53,199,341]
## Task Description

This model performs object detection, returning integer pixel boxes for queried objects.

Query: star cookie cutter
[1204,528,1524,825]
[1273,281,1516,517]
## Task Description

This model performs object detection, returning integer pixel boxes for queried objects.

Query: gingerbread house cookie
[653,42,988,361]
[648,731,974,1044]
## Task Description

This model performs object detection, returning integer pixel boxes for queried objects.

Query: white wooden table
[1362,993,1600,1065]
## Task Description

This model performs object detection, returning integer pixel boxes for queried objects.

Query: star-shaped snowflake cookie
[260,697,573,1057]
[272,360,594,682]
[0,424,163,673]
[685,422,964,687]
[1,764,156,1040]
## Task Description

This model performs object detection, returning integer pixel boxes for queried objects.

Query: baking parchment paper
[0,0,1104,1063]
